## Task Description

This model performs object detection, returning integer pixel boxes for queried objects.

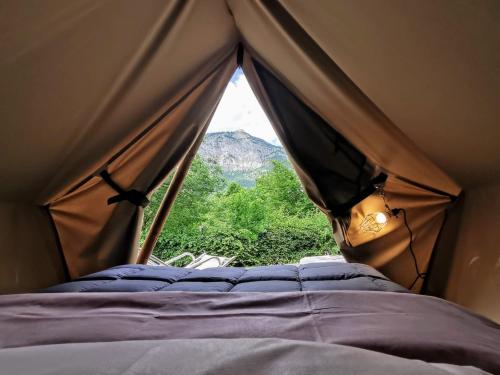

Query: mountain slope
[198,130,291,187]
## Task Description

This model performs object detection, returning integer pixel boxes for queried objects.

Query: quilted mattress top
[42,262,408,293]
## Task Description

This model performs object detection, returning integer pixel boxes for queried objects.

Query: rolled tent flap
[50,54,236,279]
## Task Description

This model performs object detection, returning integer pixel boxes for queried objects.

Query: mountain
[198,130,291,187]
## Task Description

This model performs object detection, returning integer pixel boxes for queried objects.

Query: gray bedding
[0,338,490,375]
[0,291,499,373]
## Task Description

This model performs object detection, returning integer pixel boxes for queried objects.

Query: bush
[144,156,338,266]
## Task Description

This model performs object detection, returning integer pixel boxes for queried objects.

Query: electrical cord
[377,185,426,290]
[400,208,427,289]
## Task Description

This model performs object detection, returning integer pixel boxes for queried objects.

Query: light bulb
[360,212,389,233]
[375,212,387,224]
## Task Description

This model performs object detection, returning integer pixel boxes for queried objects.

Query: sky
[207,68,280,145]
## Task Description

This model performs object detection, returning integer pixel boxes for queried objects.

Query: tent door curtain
[242,53,454,292]
[49,52,237,279]
[250,58,383,218]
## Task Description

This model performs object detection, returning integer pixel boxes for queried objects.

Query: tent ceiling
[282,0,500,187]
[1,0,499,201]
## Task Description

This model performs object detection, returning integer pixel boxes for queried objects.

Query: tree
[203,182,267,240]
[141,156,338,266]
[141,156,225,242]
[256,160,316,217]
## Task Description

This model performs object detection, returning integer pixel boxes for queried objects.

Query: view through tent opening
[140,68,339,267]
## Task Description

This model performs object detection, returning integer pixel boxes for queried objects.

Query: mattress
[41,262,408,293]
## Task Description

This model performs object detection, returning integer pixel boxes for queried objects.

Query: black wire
[378,186,426,290]
[409,274,421,290]
[400,208,426,289]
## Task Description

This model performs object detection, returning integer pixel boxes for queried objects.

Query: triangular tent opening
[139,68,339,267]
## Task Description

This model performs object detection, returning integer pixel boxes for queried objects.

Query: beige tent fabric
[228,0,460,197]
[0,0,237,204]
[340,176,450,291]
[244,54,451,291]
[0,202,66,293]
[50,55,236,278]
[277,0,500,189]
[443,180,500,323]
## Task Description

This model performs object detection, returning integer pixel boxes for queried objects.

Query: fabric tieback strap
[99,170,149,207]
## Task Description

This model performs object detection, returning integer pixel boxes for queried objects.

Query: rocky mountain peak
[199,131,291,187]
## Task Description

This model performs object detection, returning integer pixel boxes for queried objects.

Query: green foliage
[256,161,317,217]
[141,157,225,242]
[141,156,338,266]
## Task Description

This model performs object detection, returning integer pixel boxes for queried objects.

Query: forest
[141,156,338,266]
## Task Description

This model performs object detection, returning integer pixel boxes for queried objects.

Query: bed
[1,262,498,374]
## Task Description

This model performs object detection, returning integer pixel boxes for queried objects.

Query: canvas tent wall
[0,0,498,322]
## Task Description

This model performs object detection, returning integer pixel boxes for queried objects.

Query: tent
[0,0,498,324]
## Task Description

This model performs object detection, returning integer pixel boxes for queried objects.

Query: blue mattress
[42,262,408,293]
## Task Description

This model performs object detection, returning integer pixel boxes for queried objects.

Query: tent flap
[248,58,380,217]
[242,52,453,291]
[50,53,237,278]
[0,202,67,293]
